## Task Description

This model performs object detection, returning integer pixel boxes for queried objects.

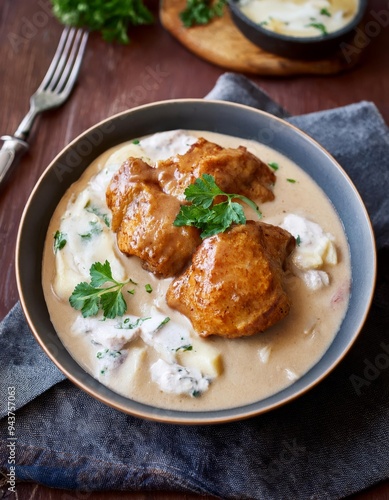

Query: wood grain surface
[1,0,388,498]
[160,0,361,75]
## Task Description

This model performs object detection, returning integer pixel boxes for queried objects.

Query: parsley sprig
[51,0,154,44]
[69,260,130,319]
[180,0,227,28]
[173,174,261,239]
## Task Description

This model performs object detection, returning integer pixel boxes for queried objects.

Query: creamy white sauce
[150,359,209,397]
[281,213,337,290]
[239,0,358,38]
[42,130,351,412]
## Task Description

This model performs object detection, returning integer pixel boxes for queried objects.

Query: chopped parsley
[268,162,279,171]
[132,139,140,145]
[115,317,151,329]
[306,22,328,35]
[296,235,301,246]
[145,284,153,293]
[320,8,331,17]
[69,260,130,319]
[175,344,193,352]
[96,349,122,359]
[287,178,297,183]
[180,0,227,28]
[80,221,103,240]
[53,230,67,253]
[173,174,262,239]
[155,317,171,331]
[84,201,110,227]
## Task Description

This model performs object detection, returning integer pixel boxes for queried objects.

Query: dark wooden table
[1,0,388,498]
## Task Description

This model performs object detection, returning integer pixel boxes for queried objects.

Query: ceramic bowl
[16,99,376,424]
[229,0,368,60]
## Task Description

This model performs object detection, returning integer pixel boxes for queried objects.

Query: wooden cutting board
[160,0,359,76]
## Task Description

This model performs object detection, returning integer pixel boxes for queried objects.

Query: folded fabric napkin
[1,73,388,499]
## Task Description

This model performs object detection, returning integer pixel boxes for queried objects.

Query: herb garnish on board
[180,0,227,28]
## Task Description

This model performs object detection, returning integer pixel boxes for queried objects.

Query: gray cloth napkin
[1,73,389,499]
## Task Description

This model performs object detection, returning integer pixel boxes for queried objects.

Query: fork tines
[38,26,89,98]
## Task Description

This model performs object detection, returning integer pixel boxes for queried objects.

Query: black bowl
[229,0,368,60]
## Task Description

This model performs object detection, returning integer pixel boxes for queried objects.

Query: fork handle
[0,135,29,187]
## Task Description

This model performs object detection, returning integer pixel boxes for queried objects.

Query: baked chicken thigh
[156,137,276,202]
[106,158,201,278]
[166,221,295,338]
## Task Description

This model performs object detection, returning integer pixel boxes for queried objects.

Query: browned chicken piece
[106,158,201,278]
[156,137,276,202]
[107,157,160,232]
[166,221,295,338]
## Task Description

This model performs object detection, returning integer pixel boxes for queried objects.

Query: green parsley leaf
[184,174,225,208]
[173,204,211,227]
[69,260,130,319]
[306,22,328,35]
[85,201,110,227]
[132,139,140,145]
[69,282,100,317]
[51,0,154,44]
[320,8,331,17]
[180,0,227,28]
[97,349,122,359]
[115,317,151,329]
[100,288,127,319]
[80,221,103,240]
[53,230,67,253]
[145,284,153,293]
[96,349,108,359]
[89,260,114,287]
[155,317,170,331]
[176,344,193,352]
[296,235,301,246]
[287,178,297,183]
[173,174,262,239]
[268,162,279,171]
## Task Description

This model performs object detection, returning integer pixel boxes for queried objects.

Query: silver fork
[0,26,88,187]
